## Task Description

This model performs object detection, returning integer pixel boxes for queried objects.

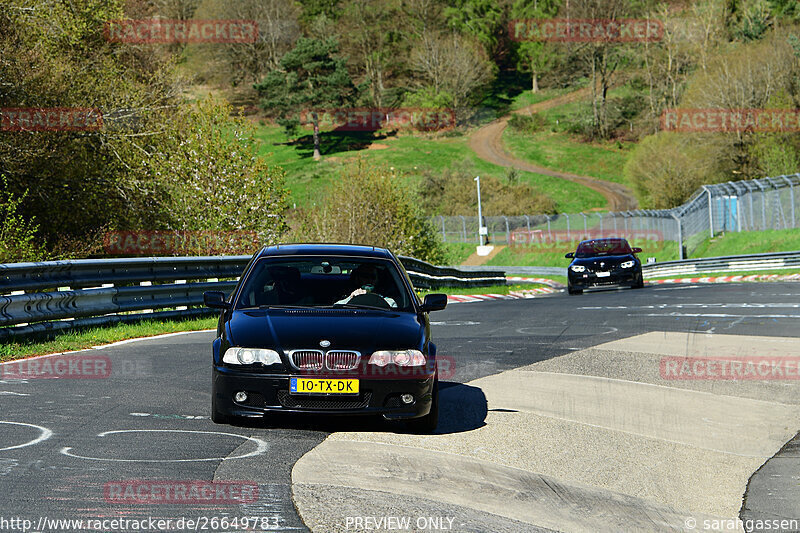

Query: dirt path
[462,245,506,266]
[468,87,638,211]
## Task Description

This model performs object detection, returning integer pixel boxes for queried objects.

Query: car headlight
[570,265,586,273]
[620,261,635,269]
[223,347,282,365]
[368,349,426,367]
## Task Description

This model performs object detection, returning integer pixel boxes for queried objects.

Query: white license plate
[596,271,611,277]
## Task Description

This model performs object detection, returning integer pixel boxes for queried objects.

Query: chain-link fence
[433,173,800,258]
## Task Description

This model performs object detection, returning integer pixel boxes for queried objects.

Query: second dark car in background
[566,238,644,295]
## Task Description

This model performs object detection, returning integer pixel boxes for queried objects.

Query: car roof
[256,243,393,260]
[578,238,629,245]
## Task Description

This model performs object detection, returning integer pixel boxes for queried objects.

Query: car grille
[277,391,372,410]
[325,350,360,370]
[289,350,324,370]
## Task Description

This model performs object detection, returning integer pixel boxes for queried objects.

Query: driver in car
[335,263,398,308]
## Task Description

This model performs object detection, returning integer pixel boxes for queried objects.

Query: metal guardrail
[0,255,505,340]
[458,251,800,280]
[641,251,800,278]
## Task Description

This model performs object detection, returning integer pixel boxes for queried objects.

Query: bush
[295,161,445,264]
[0,182,42,263]
[419,162,557,216]
[508,113,547,134]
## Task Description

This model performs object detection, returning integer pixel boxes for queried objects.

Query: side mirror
[420,293,447,313]
[632,247,643,254]
[565,252,574,259]
[204,291,230,310]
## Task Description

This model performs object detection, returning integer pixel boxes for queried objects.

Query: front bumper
[568,270,639,289]
[213,366,435,420]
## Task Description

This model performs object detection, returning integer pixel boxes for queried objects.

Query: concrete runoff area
[291,332,800,532]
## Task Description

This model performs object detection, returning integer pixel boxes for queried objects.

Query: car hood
[570,254,636,269]
[225,308,425,353]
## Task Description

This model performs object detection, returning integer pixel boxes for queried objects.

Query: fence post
[547,216,552,241]
[440,216,446,242]
[671,211,683,259]
[597,213,603,234]
[581,212,587,238]
[703,186,713,238]
[503,216,510,244]
[524,215,531,235]
[785,176,796,228]
[460,215,467,243]
[565,214,570,240]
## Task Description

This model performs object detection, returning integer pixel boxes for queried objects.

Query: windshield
[235,257,413,311]
[575,239,632,258]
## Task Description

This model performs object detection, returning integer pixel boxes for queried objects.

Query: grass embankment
[0,316,218,362]
[502,84,638,190]
[254,121,605,213]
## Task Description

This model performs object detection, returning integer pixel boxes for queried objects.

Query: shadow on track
[222,382,488,436]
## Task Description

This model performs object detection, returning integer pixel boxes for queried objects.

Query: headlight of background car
[368,349,426,367]
[570,265,586,273]
[223,347,282,365]
[620,261,635,268]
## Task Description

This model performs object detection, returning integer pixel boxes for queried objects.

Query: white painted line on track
[0,421,53,452]
[60,429,268,463]
[636,313,800,319]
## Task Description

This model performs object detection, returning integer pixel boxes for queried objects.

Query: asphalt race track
[1,281,799,532]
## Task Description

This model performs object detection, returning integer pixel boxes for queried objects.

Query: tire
[211,396,231,425]
[567,284,583,295]
[632,272,644,289]
[406,378,439,434]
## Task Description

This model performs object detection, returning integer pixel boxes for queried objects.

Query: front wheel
[568,284,583,295]
[406,379,439,434]
[632,272,644,289]
[211,396,231,425]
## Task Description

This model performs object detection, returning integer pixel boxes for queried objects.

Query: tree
[296,161,445,263]
[409,32,494,117]
[511,0,562,92]
[0,0,289,256]
[255,37,357,160]
[561,0,639,138]
[339,0,405,107]
[192,0,302,88]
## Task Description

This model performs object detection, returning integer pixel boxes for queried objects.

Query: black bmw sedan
[565,238,644,295]
[203,244,447,432]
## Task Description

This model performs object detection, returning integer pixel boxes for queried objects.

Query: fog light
[401,394,414,404]
[234,391,248,403]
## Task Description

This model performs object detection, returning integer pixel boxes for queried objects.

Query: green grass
[691,229,800,258]
[502,85,637,187]
[441,243,476,265]
[0,316,218,362]
[417,283,549,297]
[255,121,605,213]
